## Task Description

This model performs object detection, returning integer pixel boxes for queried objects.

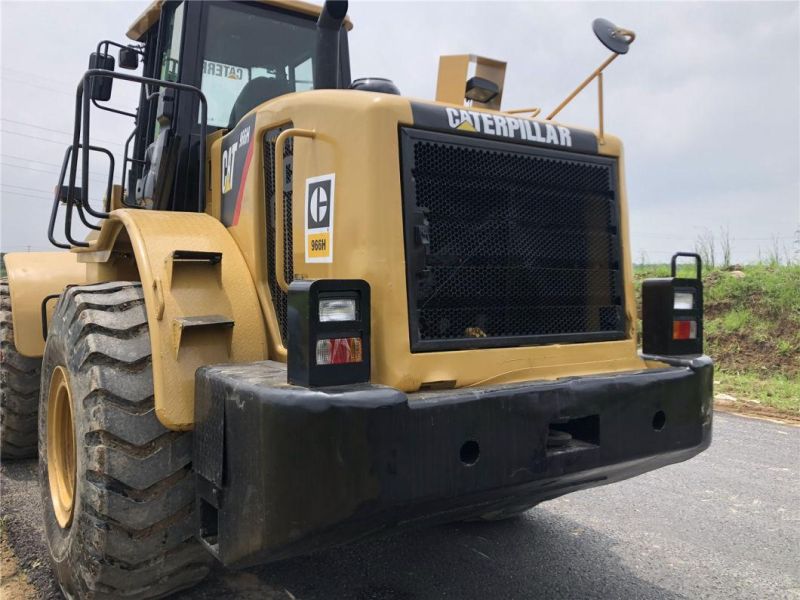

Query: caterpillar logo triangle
[456,120,477,132]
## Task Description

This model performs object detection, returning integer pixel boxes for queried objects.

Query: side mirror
[119,46,139,70]
[88,52,115,101]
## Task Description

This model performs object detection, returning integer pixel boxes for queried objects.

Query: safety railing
[47,144,115,249]
[53,68,207,248]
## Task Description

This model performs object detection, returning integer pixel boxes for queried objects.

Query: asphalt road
[2,412,798,599]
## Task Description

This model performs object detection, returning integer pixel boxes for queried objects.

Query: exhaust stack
[313,0,348,90]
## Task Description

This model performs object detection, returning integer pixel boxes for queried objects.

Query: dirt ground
[1,523,37,600]
[713,397,800,425]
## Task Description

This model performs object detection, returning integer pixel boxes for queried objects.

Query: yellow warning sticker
[307,233,330,259]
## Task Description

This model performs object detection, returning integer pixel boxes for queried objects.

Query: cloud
[1,1,798,263]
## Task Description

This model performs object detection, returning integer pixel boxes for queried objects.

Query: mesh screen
[263,125,294,345]
[401,129,625,350]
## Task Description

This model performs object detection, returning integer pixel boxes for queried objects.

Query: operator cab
[83,1,351,215]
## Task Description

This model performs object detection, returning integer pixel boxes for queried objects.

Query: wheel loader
[0,1,713,597]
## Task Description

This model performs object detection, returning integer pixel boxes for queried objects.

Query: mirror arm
[545,52,619,121]
[91,98,136,118]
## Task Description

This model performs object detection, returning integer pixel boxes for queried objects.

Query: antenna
[546,18,635,144]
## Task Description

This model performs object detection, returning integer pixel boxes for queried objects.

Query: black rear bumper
[194,355,713,568]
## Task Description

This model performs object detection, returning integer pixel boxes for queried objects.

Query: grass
[634,263,800,415]
[715,371,800,414]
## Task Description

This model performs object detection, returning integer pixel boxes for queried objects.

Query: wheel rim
[47,366,76,529]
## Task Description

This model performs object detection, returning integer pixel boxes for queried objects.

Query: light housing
[465,76,499,103]
[642,253,703,356]
[288,279,370,387]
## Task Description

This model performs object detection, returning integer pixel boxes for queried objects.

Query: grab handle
[670,252,702,280]
[274,128,316,291]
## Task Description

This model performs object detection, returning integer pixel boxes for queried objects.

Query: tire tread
[0,278,41,458]
[41,282,210,599]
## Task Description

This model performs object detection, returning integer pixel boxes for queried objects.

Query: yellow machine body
[5,89,643,430]
[214,90,645,390]
[5,0,647,431]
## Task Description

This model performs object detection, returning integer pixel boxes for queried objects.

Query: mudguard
[7,209,269,430]
[102,210,269,429]
[4,252,89,357]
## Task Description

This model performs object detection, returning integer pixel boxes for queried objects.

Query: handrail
[671,252,702,281]
[274,128,316,292]
[61,68,208,248]
[120,128,139,207]
[48,143,115,249]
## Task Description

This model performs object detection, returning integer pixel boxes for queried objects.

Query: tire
[39,282,212,599]
[1,278,41,458]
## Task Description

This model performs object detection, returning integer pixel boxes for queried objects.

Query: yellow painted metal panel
[222,89,647,392]
[4,252,89,357]
[109,209,268,429]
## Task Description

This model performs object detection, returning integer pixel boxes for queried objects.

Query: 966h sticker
[304,173,335,263]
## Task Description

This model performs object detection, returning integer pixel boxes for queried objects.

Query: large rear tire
[39,282,212,599]
[1,279,41,458]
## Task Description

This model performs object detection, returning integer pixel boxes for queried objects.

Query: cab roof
[126,0,354,41]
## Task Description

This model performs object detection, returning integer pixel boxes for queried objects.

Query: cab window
[160,2,185,82]
[201,3,317,128]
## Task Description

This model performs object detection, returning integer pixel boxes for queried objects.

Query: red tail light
[316,337,363,365]
[672,319,697,340]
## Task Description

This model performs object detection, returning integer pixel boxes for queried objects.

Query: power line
[2,183,53,192]
[1,66,75,87]
[1,184,106,204]
[1,161,109,183]
[0,154,65,169]
[0,183,53,200]
[1,191,54,201]
[1,154,111,181]
[1,118,122,146]
[637,231,792,242]
[0,75,73,97]
[0,129,122,149]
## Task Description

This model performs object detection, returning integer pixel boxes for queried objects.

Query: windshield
[201,3,317,128]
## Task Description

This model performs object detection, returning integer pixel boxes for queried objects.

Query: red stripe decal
[231,141,255,227]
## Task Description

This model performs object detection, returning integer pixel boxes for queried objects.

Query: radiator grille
[400,128,626,351]
[264,125,293,345]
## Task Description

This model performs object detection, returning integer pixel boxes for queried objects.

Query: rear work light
[642,252,704,356]
[673,290,695,310]
[288,280,371,387]
[318,297,358,322]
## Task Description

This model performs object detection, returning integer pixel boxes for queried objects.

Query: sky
[1,0,798,264]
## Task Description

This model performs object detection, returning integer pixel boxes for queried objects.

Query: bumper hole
[652,410,666,431]
[460,440,480,465]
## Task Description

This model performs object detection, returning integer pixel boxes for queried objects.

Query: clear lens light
[319,298,357,322]
[674,291,694,310]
